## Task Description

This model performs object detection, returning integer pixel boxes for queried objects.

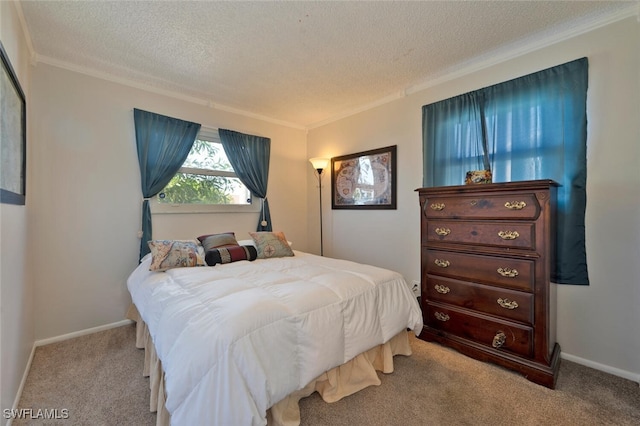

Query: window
[151,129,259,214]
[422,58,589,285]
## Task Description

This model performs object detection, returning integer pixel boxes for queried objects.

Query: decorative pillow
[197,232,239,252]
[238,239,293,248]
[248,231,294,259]
[205,245,258,266]
[148,240,205,271]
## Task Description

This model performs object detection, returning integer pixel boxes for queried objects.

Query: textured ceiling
[18,1,638,128]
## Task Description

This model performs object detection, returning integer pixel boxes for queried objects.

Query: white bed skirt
[126,304,412,426]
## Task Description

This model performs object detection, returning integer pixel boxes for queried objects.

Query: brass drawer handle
[504,201,527,210]
[434,312,450,322]
[434,259,450,268]
[435,227,451,236]
[498,230,520,240]
[434,284,450,294]
[497,267,519,278]
[430,203,445,211]
[492,331,507,348]
[497,298,519,310]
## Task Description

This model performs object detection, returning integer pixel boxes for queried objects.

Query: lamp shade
[309,157,330,171]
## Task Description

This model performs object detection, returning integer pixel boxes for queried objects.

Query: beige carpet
[14,323,640,425]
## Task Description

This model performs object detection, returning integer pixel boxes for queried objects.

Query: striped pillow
[205,245,258,266]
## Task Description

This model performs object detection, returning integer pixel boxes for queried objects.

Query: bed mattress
[127,250,423,425]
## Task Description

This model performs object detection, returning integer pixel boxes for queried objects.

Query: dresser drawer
[426,276,534,324]
[424,220,536,250]
[422,193,540,220]
[424,249,535,292]
[425,302,533,358]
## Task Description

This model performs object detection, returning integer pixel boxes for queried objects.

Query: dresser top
[416,179,558,195]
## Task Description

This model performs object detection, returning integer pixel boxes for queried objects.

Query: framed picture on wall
[331,145,397,209]
[0,41,26,205]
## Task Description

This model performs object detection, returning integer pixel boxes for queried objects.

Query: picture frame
[331,145,397,209]
[0,41,26,205]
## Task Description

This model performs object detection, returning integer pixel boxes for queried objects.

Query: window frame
[150,128,260,215]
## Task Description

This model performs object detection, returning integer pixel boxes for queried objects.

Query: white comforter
[127,250,423,425]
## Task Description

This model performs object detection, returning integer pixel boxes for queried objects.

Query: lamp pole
[316,168,324,256]
[309,158,329,256]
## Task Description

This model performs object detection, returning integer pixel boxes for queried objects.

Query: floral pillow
[148,240,205,271]
[248,231,294,259]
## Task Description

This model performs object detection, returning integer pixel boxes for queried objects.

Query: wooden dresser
[417,180,560,388]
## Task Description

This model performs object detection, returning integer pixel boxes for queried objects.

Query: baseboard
[561,352,640,385]
[34,319,134,347]
[5,344,36,426]
[5,319,134,426]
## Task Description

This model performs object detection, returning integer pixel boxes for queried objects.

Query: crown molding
[307,3,639,130]
[14,1,638,132]
[13,0,36,64]
[32,54,307,130]
[405,2,640,96]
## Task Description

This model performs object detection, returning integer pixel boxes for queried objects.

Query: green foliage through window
[158,138,251,205]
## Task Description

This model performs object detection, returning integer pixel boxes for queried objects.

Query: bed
[126,234,423,426]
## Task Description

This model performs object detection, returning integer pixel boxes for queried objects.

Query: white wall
[0,1,33,416]
[28,64,308,341]
[308,17,640,380]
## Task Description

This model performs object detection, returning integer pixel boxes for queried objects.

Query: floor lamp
[309,157,329,256]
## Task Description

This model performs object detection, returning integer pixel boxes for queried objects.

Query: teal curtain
[134,109,201,260]
[423,92,488,186]
[422,58,589,285]
[218,129,272,231]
